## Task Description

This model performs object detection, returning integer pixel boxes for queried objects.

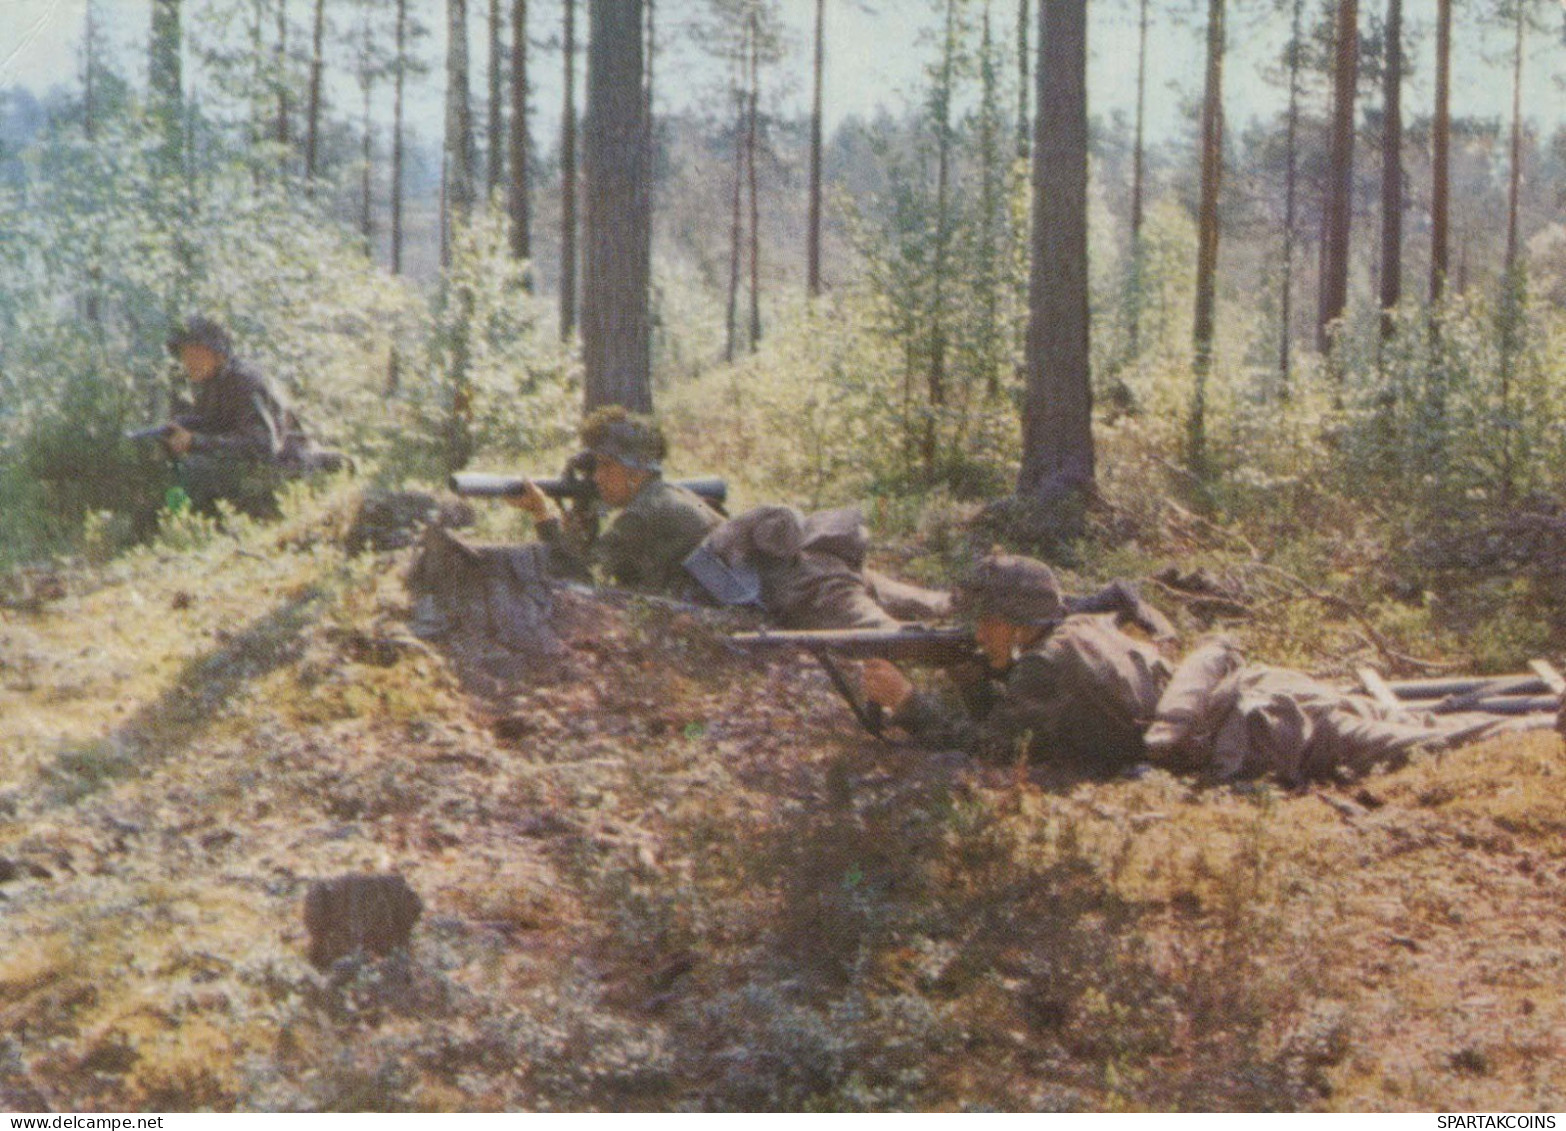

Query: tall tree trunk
[979,1,1002,396]
[445,0,478,471]
[806,0,825,296]
[1126,0,1149,358]
[1129,0,1148,243]
[1503,1,1525,276]
[724,44,745,364]
[560,0,579,339]
[84,1,97,142]
[1279,0,1302,391]
[360,74,374,248]
[305,0,325,183]
[1189,0,1224,475]
[1018,0,1093,505]
[1317,0,1358,356]
[489,0,505,197]
[149,0,183,168]
[1429,0,1451,304]
[641,0,656,324]
[746,9,762,352]
[1496,0,1528,503]
[250,0,265,185]
[582,0,652,412]
[509,0,531,261]
[392,0,408,274]
[446,0,477,223]
[926,0,956,480]
[275,0,291,149]
[1378,0,1402,344]
[1015,0,1029,160]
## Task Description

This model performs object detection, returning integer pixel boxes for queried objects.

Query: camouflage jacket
[890,614,1172,773]
[175,357,300,462]
[539,476,722,597]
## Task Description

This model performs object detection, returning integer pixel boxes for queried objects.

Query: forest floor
[2,481,1565,1112]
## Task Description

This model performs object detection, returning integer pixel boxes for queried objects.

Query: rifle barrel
[731,627,973,663]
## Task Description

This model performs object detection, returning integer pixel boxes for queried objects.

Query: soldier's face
[593,457,642,508]
[178,344,223,383]
[975,617,1023,670]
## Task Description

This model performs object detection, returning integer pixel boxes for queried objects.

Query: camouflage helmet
[579,406,667,473]
[166,315,233,359]
[955,553,1065,626]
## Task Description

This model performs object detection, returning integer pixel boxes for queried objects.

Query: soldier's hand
[506,478,551,521]
[164,424,193,456]
[862,659,914,714]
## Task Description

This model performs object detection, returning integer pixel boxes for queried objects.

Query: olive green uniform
[891,613,1171,773]
[539,476,722,598]
[1143,638,1528,786]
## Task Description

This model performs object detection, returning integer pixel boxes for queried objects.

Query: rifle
[126,423,176,444]
[450,471,728,513]
[731,625,978,742]
[730,625,975,666]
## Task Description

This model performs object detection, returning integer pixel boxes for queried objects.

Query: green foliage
[394,210,578,480]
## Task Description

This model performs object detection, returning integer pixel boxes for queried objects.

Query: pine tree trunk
[1189,0,1224,475]
[305,0,325,183]
[582,0,652,412]
[1378,0,1402,343]
[490,0,505,197]
[1317,0,1358,356]
[559,0,579,340]
[275,0,291,149]
[807,0,825,297]
[746,10,762,353]
[1018,0,1093,505]
[1429,0,1451,304]
[1015,0,1029,161]
[447,0,477,223]
[641,0,656,319]
[926,0,956,480]
[725,43,744,365]
[1127,0,1149,358]
[149,0,183,168]
[1280,0,1301,390]
[979,1,1002,397]
[392,0,407,274]
[361,76,374,248]
[1503,2,1524,277]
[509,0,531,262]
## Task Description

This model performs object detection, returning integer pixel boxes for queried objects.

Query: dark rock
[303,873,424,971]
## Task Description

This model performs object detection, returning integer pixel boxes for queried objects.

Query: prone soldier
[861,552,1538,787]
[507,407,723,600]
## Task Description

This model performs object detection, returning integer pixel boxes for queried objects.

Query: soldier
[696,503,951,629]
[156,316,339,517]
[509,407,722,598]
[863,553,1171,775]
[863,552,1528,786]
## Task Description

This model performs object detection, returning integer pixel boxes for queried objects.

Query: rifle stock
[731,626,975,666]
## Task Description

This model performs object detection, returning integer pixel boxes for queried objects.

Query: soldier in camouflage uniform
[866,552,1539,786]
[156,316,342,518]
[510,407,722,599]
